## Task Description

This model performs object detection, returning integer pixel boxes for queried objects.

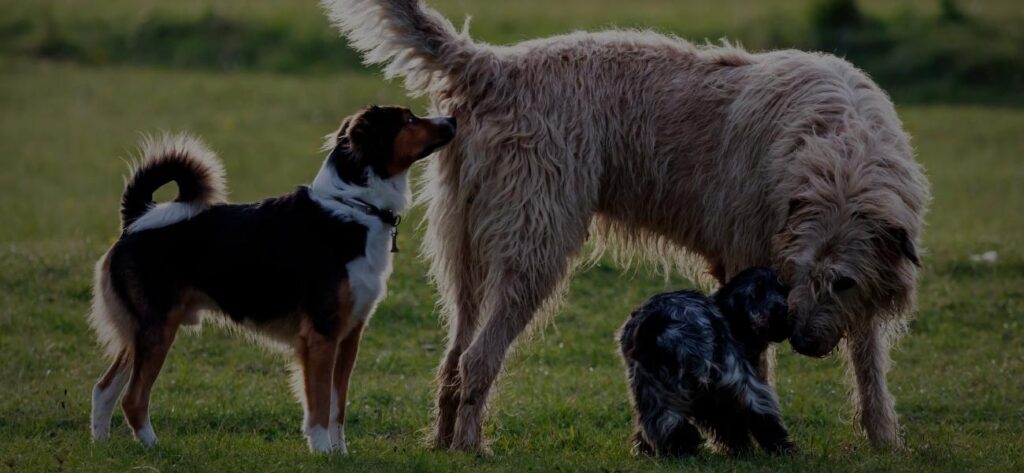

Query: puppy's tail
[121,133,226,233]
[322,0,486,95]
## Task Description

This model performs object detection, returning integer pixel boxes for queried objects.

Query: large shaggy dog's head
[773,137,927,358]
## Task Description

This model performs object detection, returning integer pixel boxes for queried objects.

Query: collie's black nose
[430,116,457,141]
[441,116,456,138]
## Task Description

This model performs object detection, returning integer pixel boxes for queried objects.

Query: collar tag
[332,196,403,253]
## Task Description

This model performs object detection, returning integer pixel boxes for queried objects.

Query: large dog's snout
[790,334,834,358]
[789,312,841,358]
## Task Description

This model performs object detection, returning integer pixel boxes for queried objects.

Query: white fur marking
[135,418,158,446]
[307,425,333,453]
[309,158,409,323]
[126,201,204,233]
[91,368,130,441]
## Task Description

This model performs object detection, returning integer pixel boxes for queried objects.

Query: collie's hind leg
[121,322,179,446]
[91,349,130,440]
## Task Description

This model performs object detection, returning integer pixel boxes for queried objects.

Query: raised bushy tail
[321,0,482,95]
[121,133,226,233]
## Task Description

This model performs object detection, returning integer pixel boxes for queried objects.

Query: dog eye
[407,117,415,124]
[833,277,856,292]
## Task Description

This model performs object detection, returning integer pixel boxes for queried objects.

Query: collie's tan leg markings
[121,320,180,447]
[331,321,363,453]
[298,317,341,453]
[91,349,130,440]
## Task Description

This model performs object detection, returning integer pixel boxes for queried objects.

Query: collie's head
[326,105,456,185]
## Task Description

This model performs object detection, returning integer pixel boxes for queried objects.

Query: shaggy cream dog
[324,0,930,451]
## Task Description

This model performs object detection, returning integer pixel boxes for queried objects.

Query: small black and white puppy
[88,105,455,453]
[618,267,796,456]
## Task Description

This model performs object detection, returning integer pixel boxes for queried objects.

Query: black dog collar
[336,198,403,253]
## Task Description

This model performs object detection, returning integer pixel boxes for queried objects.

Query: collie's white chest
[345,219,393,323]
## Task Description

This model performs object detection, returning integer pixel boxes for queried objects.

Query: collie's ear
[337,116,354,139]
[324,116,355,152]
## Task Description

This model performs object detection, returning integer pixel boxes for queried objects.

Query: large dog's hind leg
[844,320,901,449]
[431,243,483,449]
[450,259,576,451]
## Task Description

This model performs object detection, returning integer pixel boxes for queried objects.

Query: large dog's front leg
[844,320,902,448]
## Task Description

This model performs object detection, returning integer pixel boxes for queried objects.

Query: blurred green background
[0,1,1021,471]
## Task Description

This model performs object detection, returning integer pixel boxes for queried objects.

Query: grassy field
[1,1,1023,472]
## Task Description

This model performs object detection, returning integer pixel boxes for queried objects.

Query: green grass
[2,0,1022,103]
[1,1,1023,471]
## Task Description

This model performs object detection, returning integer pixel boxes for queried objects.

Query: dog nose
[790,335,832,358]
[443,116,457,136]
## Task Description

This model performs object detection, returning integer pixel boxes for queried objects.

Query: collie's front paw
[330,423,349,454]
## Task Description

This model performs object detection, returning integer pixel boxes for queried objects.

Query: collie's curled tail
[322,0,483,95]
[121,133,226,234]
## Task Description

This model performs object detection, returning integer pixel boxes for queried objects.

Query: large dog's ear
[886,226,921,267]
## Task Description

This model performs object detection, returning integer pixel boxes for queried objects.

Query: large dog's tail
[322,0,483,94]
[121,133,226,233]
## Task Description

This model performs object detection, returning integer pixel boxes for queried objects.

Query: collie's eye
[833,276,856,292]
[407,117,415,124]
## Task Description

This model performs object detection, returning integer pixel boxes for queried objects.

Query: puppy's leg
[628,374,702,456]
[121,321,179,447]
[636,411,702,457]
[630,427,655,456]
[844,320,901,449]
[297,320,341,453]
[734,378,795,454]
[330,322,364,454]
[91,349,130,440]
[705,410,753,454]
[746,410,795,455]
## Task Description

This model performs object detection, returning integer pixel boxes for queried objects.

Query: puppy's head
[714,267,791,344]
[328,105,456,184]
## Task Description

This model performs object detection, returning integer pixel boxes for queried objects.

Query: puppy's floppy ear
[627,311,671,364]
[886,226,921,267]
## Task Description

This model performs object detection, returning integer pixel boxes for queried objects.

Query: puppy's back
[619,291,722,382]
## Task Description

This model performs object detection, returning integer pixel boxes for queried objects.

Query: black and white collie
[618,267,796,456]
[88,105,456,453]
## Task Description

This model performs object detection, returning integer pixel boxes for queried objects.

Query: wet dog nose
[790,335,831,358]
[430,116,457,140]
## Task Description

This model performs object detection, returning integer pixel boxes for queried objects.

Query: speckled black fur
[619,267,796,456]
